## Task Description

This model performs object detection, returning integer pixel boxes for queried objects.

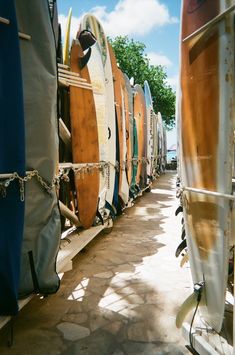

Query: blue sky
[57,0,180,146]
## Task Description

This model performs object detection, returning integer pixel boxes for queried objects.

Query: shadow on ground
[0,173,189,355]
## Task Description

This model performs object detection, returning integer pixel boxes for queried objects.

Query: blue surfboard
[0,1,25,315]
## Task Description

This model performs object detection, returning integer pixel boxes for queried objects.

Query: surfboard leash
[186,281,205,355]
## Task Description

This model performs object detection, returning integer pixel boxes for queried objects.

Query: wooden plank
[58,75,92,87]
[0,16,10,24]
[59,118,71,148]
[18,32,31,40]
[182,323,233,355]
[57,224,106,272]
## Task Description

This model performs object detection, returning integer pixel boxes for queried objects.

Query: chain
[0,170,60,201]
[0,157,160,200]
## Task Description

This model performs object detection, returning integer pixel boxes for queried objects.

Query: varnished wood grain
[70,40,99,228]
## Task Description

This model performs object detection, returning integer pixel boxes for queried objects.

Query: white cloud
[59,0,178,42]
[166,74,178,91]
[147,52,172,67]
[90,0,178,37]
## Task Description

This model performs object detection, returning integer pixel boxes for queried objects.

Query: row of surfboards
[58,9,167,230]
[176,0,235,342]
[0,1,166,316]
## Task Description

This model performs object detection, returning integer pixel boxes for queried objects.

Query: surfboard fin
[96,209,104,225]
[78,47,92,70]
[175,205,183,216]
[176,282,205,328]
[180,252,189,268]
[105,201,117,220]
[175,239,187,258]
[78,30,96,51]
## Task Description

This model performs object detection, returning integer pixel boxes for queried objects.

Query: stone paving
[0,172,191,354]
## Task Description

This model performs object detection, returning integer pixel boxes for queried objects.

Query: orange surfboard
[121,72,132,185]
[134,84,146,187]
[70,40,100,228]
[108,43,129,203]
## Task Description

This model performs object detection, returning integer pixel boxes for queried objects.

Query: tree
[108,36,176,129]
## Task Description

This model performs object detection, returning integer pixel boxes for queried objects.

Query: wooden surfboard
[63,7,72,65]
[80,14,116,209]
[123,73,134,186]
[134,84,147,187]
[122,72,132,187]
[178,0,234,332]
[70,40,100,229]
[0,0,25,315]
[108,42,129,205]
[78,20,108,214]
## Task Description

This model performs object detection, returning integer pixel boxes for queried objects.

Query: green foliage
[108,36,176,129]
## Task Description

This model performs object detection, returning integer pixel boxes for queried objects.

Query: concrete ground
[0,172,191,354]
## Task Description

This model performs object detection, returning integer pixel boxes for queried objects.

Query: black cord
[189,297,200,352]
[187,282,204,355]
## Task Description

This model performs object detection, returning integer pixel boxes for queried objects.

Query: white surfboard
[178,0,235,332]
[80,14,116,212]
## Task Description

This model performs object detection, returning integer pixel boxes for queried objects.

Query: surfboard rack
[0,170,35,179]
[181,186,235,201]
[0,17,31,40]
[0,16,10,25]
[182,4,235,43]
[59,118,71,148]
[182,322,233,355]
[18,32,31,41]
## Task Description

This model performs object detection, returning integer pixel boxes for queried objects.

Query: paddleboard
[16,0,61,297]
[178,0,234,332]
[134,84,147,188]
[70,40,100,229]
[80,14,116,210]
[0,0,25,315]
